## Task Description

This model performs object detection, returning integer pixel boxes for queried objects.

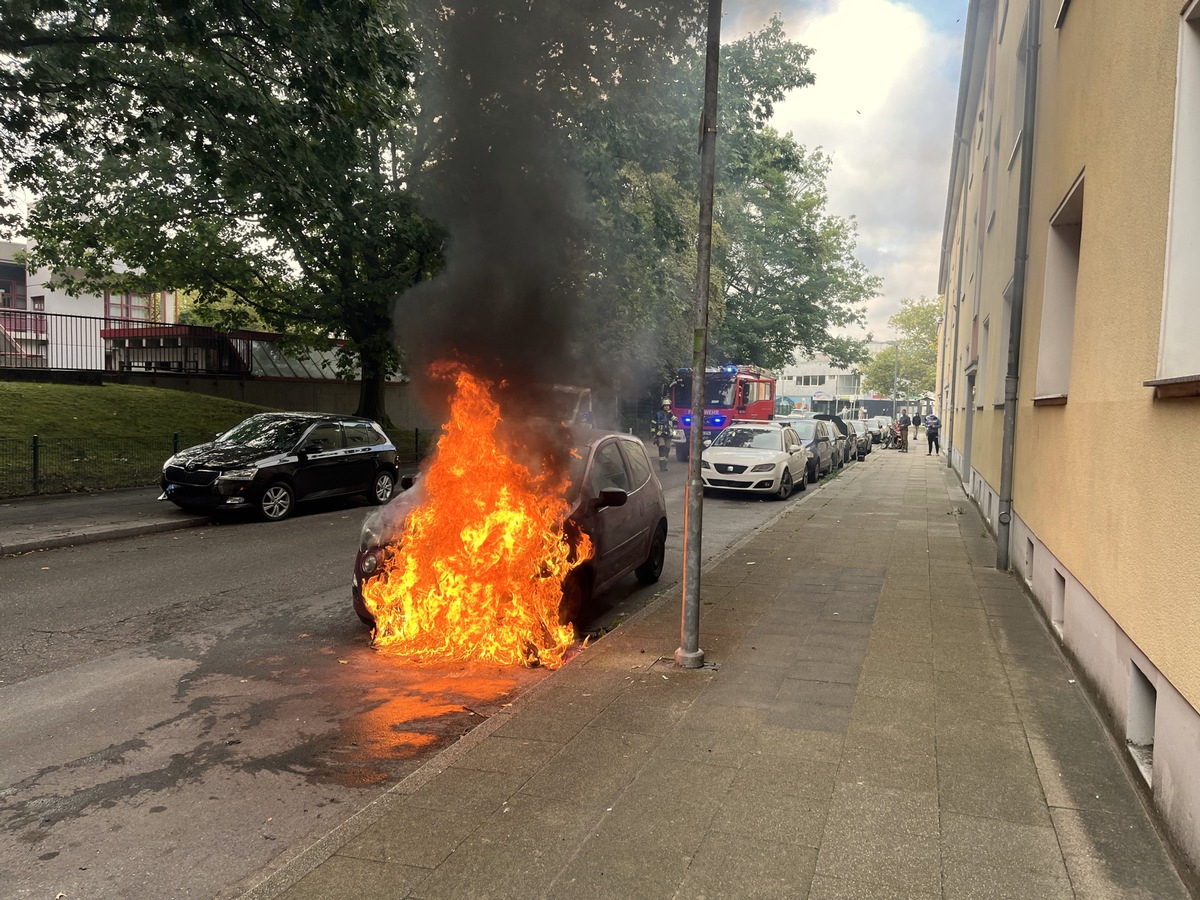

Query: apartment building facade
[939,0,1200,874]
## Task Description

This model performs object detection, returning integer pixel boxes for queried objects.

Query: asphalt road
[0,460,835,899]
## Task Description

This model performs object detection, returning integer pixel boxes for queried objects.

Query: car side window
[783,427,798,447]
[344,422,377,447]
[620,439,652,490]
[304,423,344,453]
[590,441,630,494]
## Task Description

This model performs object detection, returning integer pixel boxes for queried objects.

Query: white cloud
[729,0,962,338]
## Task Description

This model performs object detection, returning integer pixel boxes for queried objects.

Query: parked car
[160,412,398,521]
[778,417,838,483]
[848,420,873,459]
[700,421,809,500]
[813,413,853,467]
[352,429,668,629]
[867,416,892,444]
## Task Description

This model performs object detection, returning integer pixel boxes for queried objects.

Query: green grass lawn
[0,381,272,441]
[0,381,275,496]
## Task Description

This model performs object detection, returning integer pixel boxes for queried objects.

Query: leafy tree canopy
[861,296,942,399]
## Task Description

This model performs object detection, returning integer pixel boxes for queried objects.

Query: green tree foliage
[861,296,942,399]
[0,0,442,425]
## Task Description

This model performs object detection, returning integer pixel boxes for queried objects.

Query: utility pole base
[675,647,705,669]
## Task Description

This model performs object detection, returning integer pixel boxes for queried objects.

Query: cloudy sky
[727,0,967,339]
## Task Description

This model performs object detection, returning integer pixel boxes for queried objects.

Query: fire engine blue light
[723,365,737,374]
[711,416,726,427]
[682,416,692,426]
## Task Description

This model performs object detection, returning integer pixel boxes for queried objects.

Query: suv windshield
[712,427,782,451]
[218,415,309,452]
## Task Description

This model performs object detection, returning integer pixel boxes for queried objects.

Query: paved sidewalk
[237,450,1193,900]
[0,486,208,555]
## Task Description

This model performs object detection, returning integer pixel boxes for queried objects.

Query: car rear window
[789,421,816,440]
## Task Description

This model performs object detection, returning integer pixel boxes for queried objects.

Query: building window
[1035,173,1084,401]
[1157,0,1200,381]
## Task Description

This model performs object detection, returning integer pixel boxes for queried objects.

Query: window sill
[1032,394,1068,407]
[1144,374,1200,400]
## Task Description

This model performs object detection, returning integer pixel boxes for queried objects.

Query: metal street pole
[677,0,722,670]
[891,344,900,419]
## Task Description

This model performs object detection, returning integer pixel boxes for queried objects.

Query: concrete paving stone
[276,853,431,900]
[844,719,937,759]
[612,756,737,812]
[848,692,936,730]
[1025,735,1144,815]
[765,697,853,733]
[836,746,939,794]
[936,768,1052,827]
[409,791,602,900]
[490,682,620,744]
[935,718,1033,759]
[932,652,1006,678]
[804,620,874,642]
[652,724,759,770]
[774,677,857,710]
[709,782,830,848]
[795,641,870,667]
[940,861,1075,900]
[814,820,941,896]
[553,820,704,900]
[935,692,1022,727]
[1050,806,1192,899]
[941,811,1068,876]
[750,724,846,764]
[517,725,659,806]
[406,765,532,817]
[748,610,821,638]
[861,656,934,683]
[731,751,840,801]
[700,664,787,710]
[825,780,940,837]
[736,632,822,669]
[785,570,847,587]
[337,802,483,869]
[451,735,565,777]
[784,659,862,685]
[675,832,819,899]
[857,675,936,706]
[807,873,938,900]
[699,605,762,639]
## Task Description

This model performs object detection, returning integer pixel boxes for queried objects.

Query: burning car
[159,412,398,521]
[353,428,668,641]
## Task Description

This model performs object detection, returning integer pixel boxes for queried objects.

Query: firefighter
[651,400,677,472]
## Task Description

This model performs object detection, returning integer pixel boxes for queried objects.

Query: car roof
[250,411,377,424]
[727,420,786,428]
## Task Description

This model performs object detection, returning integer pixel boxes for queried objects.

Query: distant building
[777,343,901,418]
[939,0,1200,874]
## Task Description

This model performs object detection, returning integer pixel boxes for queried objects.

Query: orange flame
[363,364,591,668]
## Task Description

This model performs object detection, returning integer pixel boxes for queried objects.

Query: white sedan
[700,422,810,500]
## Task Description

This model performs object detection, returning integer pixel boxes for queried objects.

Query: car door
[816,422,833,472]
[341,421,383,491]
[293,421,349,500]
[584,439,643,587]
[782,426,806,482]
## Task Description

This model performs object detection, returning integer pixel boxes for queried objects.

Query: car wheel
[558,569,593,630]
[259,482,295,521]
[369,470,395,505]
[775,469,793,500]
[635,522,667,584]
[808,461,819,484]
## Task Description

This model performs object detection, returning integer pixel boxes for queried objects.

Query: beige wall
[1014,2,1200,707]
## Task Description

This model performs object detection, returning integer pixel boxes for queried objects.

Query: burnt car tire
[635,522,668,584]
[558,569,593,629]
[369,470,396,505]
[259,481,295,521]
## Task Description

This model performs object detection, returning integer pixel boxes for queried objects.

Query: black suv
[160,412,398,521]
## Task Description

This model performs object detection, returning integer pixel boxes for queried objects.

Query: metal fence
[0,310,354,378]
[0,428,436,498]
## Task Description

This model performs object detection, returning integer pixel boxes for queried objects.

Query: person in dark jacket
[925,414,941,455]
[897,409,911,452]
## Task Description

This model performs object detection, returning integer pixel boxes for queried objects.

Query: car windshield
[712,427,782,450]
[217,415,309,452]
[789,421,817,440]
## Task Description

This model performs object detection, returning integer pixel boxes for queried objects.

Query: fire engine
[670,365,777,461]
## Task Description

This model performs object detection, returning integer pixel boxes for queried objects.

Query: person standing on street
[925,413,941,455]
[897,408,911,452]
[651,400,677,472]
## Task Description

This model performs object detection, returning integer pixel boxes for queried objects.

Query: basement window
[1127,663,1157,786]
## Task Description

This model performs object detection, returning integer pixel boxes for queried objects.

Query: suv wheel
[259,482,295,521]
[369,470,395,505]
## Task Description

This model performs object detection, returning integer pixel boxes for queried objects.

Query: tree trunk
[356,351,393,430]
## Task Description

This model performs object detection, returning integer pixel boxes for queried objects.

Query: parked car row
[698,412,877,500]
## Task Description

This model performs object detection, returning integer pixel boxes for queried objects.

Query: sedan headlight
[216,467,257,482]
[750,462,777,473]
